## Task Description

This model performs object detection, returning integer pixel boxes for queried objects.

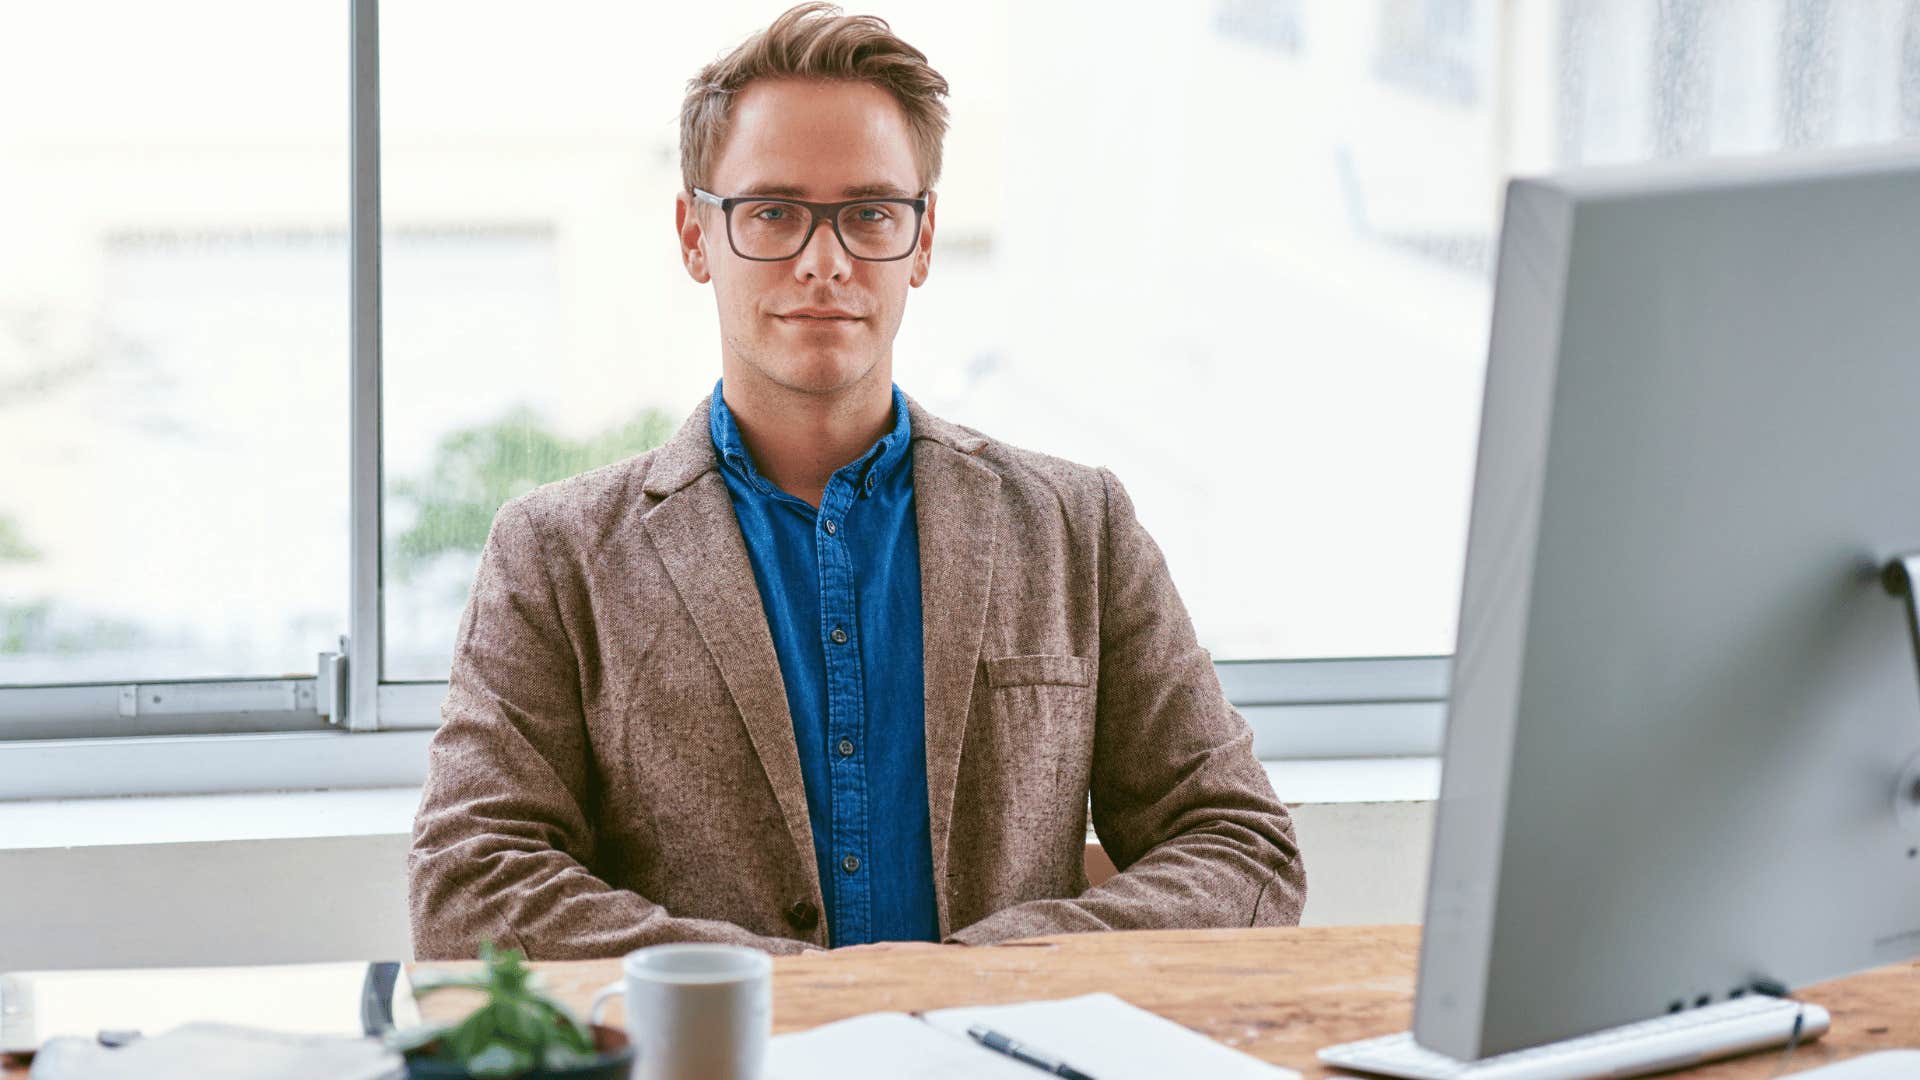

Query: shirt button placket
[820,473,870,942]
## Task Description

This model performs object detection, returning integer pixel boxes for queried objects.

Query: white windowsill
[0,787,427,851]
[0,758,1439,853]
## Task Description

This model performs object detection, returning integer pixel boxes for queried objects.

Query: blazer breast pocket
[981,654,1097,793]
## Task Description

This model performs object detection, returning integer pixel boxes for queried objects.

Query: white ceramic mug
[588,943,772,1080]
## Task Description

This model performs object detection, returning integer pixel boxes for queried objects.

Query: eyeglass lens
[730,200,917,260]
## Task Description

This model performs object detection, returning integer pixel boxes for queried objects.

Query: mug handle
[587,978,626,1028]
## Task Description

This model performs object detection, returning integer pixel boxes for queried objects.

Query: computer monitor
[1413,144,1920,1060]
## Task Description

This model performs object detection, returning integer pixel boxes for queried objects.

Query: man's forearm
[408,844,817,960]
[944,818,1304,946]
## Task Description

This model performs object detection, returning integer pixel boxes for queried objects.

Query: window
[5,1,1919,789]
[373,0,1487,675]
[0,3,348,688]
[1554,0,1919,167]
[381,227,566,680]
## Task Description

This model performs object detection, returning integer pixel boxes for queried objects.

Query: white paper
[767,993,1302,1080]
[922,993,1302,1080]
[766,1012,1038,1080]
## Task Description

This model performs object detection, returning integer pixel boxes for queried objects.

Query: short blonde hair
[679,2,951,194]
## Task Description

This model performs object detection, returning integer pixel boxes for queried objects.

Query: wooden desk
[5,926,1910,1078]
[409,925,1917,1078]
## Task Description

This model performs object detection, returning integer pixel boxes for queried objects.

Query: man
[408,2,1305,960]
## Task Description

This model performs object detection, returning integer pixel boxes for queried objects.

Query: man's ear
[675,190,712,284]
[909,190,936,288]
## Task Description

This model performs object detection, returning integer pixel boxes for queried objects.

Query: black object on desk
[360,962,401,1036]
[966,1024,1099,1080]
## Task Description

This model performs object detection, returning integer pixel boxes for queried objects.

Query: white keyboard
[1318,994,1829,1080]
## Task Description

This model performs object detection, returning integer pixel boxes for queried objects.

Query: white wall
[0,835,415,971]
[1292,801,1434,928]
[0,800,1431,971]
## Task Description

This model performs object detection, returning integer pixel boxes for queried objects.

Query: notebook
[0,961,419,1055]
[766,992,1302,1080]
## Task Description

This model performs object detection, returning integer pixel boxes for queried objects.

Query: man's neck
[720,359,896,509]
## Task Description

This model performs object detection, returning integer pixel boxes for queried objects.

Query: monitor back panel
[1415,147,1920,1060]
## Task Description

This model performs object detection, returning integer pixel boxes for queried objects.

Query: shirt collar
[708,378,913,497]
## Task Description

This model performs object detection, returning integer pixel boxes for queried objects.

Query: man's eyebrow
[737,183,918,198]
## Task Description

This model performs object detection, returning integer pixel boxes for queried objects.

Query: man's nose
[792,216,853,281]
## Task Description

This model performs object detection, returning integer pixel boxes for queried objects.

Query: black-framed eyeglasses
[693,187,928,262]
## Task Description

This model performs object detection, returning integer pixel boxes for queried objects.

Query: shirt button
[863,474,876,494]
[837,738,855,757]
[824,519,836,536]
[830,627,848,645]
[842,854,860,874]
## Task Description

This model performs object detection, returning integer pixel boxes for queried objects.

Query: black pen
[966,1024,1099,1080]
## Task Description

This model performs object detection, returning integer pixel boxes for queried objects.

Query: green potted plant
[386,941,635,1079]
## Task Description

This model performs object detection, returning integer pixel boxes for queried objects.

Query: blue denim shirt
[707,380,939,945]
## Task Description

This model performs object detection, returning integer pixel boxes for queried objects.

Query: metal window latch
[317,635,350,726]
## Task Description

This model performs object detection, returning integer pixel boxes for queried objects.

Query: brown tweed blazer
[408,393,1306,959]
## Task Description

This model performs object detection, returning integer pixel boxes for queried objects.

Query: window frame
[0,657,1447,800]
[0,0,1447,799]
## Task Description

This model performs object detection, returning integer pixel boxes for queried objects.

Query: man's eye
[855,206,893,222]
[754,206,788,221]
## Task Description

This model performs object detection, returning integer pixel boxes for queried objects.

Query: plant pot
[402,1023,635,1080]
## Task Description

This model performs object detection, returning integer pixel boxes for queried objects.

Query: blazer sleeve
[946,468,1307,945]
[407,497,817,960]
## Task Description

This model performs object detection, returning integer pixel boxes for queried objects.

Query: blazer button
[785,900,819,931]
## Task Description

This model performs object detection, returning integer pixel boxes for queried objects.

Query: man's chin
[750,349,881,396]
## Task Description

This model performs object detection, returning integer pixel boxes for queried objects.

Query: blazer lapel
[908,399,1002,937]
[641,403,819,907]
